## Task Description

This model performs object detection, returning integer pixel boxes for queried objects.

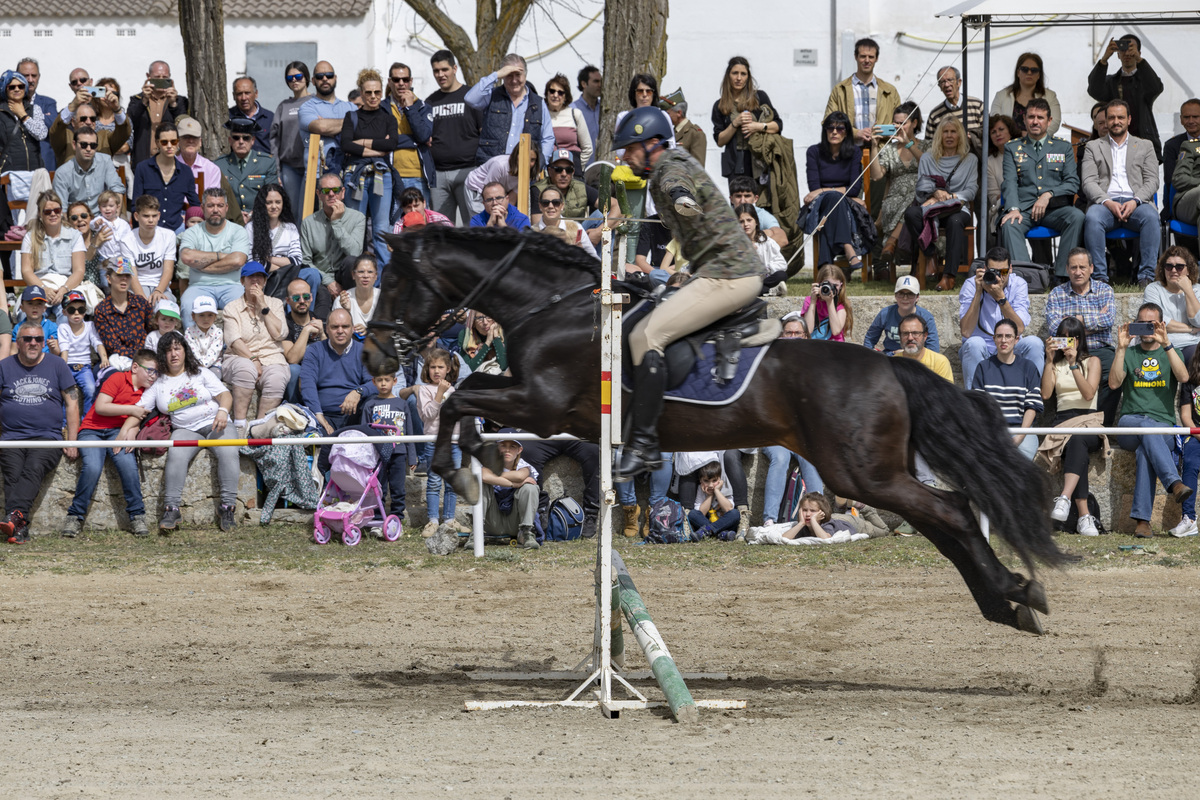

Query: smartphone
[85,86,107,98]
[1049,337,1076,350]
[1128,321,1155,337]
[149,78,174,89]
[877,124,897,136]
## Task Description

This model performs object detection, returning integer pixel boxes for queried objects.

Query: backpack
[545,497,584,541]
[1053,492,1107,535]
[137,413,172,458]
[645,498,697,544]
[778,463,807,523]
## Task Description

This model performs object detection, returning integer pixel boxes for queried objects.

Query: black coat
[1087,60,1164,161]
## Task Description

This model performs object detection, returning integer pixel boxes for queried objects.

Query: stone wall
[8,291,1174,536]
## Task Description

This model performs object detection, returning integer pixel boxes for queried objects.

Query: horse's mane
[402,225,602,283]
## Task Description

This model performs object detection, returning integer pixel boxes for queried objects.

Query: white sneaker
[1169,516,1198,538]
[1051,495,1071,522]
[1076,515,1100,537]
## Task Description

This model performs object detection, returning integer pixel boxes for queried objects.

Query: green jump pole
[611,552,698,724]
[610,582,625,669]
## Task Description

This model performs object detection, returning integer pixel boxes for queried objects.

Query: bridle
[366,237,527,365]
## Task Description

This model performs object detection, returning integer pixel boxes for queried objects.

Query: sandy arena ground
[2,564,1199,798]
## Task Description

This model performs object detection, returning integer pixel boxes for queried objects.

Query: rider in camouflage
[613,106,764,480]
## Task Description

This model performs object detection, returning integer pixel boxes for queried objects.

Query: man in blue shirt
[469,181,530,230]
[228,76,274,154]
[297,61,356,171]
[864,275,940,355]
[300,309,377,434]
[464,53,554,169]
[959,246,1045,390]
[570,65,602,166]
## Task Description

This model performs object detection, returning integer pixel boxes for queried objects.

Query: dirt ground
[2,563,1200,798]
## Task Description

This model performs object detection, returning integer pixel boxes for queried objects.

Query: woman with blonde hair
[902,116,978,292]
[20,190,86,316]
[339,68,397,263]
[711,56,780,179]
[990,52,1061,137]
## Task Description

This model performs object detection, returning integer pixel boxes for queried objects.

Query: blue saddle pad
[622,341,770,406]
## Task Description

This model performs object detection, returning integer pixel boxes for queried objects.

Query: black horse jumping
[364,226,1068,634]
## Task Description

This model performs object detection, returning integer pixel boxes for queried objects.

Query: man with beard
[298,62,356,172]
[896,313,952,382]
[282,277,325,401]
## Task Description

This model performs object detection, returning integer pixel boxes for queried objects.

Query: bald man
[299,308,377,433]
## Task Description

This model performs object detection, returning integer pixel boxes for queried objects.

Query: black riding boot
[615,351,666,481]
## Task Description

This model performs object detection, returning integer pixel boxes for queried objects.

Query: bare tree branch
[407,0,479,63]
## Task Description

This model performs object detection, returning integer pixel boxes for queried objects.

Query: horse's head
[363,230,451,376]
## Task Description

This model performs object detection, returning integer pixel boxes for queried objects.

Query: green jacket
[215,149,279,215]
[1172,140,1200,210]
[1001,135,1078,213]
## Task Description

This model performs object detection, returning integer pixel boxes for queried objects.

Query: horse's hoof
[478,443,504,475]
[452,469,480,505]
[1024,579,1049,615]
[1015,604,1045,636]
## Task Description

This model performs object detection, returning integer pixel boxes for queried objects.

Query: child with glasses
[57,290,109,414]
[184,295,224,377]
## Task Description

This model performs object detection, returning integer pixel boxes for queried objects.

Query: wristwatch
[996,297,1008,306]
[260,306,271,316]
[1069,364,1081,371]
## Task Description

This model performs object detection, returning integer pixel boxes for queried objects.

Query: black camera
[819,281,838,297]
[982,268,1000,286]
[1116,39,1130,52]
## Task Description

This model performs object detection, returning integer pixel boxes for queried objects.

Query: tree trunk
[178,0,230,160]
[597,0,669,160]
[406,0,536,85]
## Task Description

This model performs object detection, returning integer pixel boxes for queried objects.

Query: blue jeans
[396,175,430,206]
[762,446,823,524]
[1116,413,1183,521]
[298,266,323,300]
[348,167,394,265]
[1182,436,1200,520]
[279,162,307,219]
[617,451,674,506]
[1083,201,1161,283]
[180,282,244,328]
[68,427,145,519]
[424,441,460,522]
[285,364,302,404]
[960,336,1045,390]
[687,507,740,539]
[1015,432,1039,460]
[71,365,98,415]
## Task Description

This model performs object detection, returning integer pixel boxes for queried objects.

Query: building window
[75,29,95,38]
[117,28,137,37]
[33,29,53,38]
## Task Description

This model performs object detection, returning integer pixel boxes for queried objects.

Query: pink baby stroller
[313,430,403,545]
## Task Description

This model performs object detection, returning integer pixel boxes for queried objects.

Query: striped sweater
[972,355,1043,425]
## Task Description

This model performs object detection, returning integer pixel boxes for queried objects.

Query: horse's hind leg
[863,475,1046,633]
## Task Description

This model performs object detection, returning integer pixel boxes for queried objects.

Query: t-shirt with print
[177,222,251,287]
[426,85,483,171]
[137,367,227,432]
[1121,345,1177,424]
[120,225,176,290]
[0,353,76,440]
[360,396,407,431]
[82,370,144,431]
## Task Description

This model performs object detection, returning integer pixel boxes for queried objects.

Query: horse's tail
[889,356,1070,569]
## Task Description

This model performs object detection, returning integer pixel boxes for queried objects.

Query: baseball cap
[191,295,218,315]
[240,260,267,278]
[154,299,181,320]
[402,211,426,229]
[496,427,524,446]
[106,256,135,275]
[64,290,86,307]
[895,275,921,295]
[23,285,48,303]
[176,116,203,138]
[549,148,573,166]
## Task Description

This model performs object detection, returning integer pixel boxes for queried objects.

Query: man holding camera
[128,61,189,165]
[1109,303,1191,537]
[959,246,1044,390]
[999,98,1085,279]
[1088,34,1163,161]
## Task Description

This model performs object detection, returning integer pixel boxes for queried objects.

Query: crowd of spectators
[0,32,1197,545]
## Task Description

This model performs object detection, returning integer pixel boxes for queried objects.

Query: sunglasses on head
[19,336,44,343]
[76,140,97,150]
[290,293,312,301]
[313,72,335,80]
[540,198,563,207]
[551,165,574,174]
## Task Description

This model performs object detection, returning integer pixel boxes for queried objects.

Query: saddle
[622,287,781,389]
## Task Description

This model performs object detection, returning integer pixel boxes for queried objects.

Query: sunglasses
[550,165,574,174]
[992,268,1011,275]
[361,90,382,97]
[158,138,179,146]
[7,84,24,92]
[69,213,90,221]
[1166,262,1189,271]
[546,88,565,96]
[390,76,412,83]
[1018,66,1041,74]
[319,186,343,195]
[290,293,312,301]
[230,133,254,141]
[76,114,97,122]
[69,77,89,87]
[18,336,44,343]
[42,207,62,216]
[540,198,563,207]
[286,73,306,83]
[66,306,86,315]
[635,88,654,95]
[76,141,98,150]
[313,72,336,80]
[824,124,847,133]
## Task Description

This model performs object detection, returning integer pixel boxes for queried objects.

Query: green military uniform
[215,149,278,217]
[648,148,762,281]
[1171,139,1200,226]
[1000,134,1086,276]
